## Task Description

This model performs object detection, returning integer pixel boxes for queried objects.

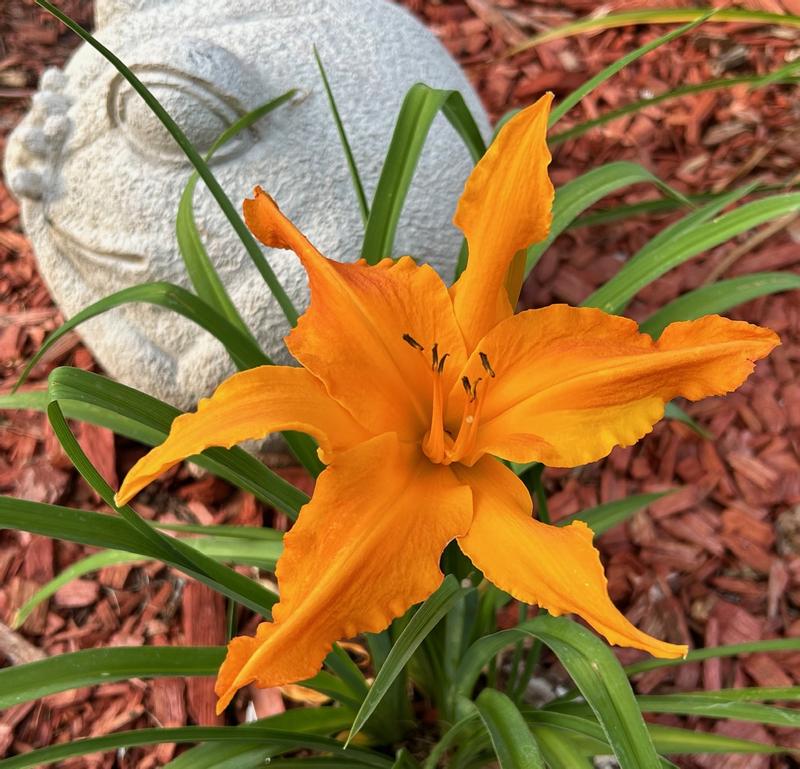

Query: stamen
[470,377,483,401]
[462,376,471,396]
[402,333,424,351]
[431,343,439,370]
[437,353,450,374]
[479,352,496,378]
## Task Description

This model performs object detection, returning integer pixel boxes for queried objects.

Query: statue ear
[95,0,173,28]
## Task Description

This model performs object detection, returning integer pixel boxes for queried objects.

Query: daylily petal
[115,366,369,506]
[451,94,554,348]
[244,188,467,439]
[455,456,687,658]
[215,432,472,711]
[455,305,779,467]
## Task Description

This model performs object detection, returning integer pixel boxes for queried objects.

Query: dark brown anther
[462,376,471,395]
[437,353,450,374]
[479,352,496,378]
[403,333,424,351]
[470,377,483,401]
[431,343,439,370]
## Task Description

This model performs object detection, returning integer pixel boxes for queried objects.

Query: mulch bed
[1,0,800,766]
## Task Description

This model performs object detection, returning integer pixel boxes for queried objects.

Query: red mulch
[2,0,800,766]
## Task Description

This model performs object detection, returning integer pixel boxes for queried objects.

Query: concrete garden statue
[4,0,490,409]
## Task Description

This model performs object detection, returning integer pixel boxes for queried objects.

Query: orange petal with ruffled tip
[215,432,472,712]
[451,93,554,348]
[115,366,369,506]
[451,305,779,468]
[456,456,687,658]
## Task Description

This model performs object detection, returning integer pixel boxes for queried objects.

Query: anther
[403,333,424,351]
[437,353,450,374]
[479,352,496,378]
[431,343,439,370]
[470,377,483,402]
[462,376,472,396]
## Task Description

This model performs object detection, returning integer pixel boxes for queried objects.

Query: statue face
[5,0,489,409]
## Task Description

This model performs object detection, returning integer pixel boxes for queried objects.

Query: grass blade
[0,646,224,709]
[14,282,269,392]
[524,162,689,278]
[548,14,711,126]
[585,190,800,314]
[509,8,800,56]
[458,616,662,769]
[360,83,485,264]
[0,726,391,769]
[347,576,466,744]
[314,47,369,223]
[46,402,278,614]
[176,91,296,334]
[559,491,670,537]
[475,689,545,769]
[640,272,800,338]
[35,0,299,326]
[41,367,308,515]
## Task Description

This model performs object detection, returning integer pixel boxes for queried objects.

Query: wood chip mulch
[1,1,800,766]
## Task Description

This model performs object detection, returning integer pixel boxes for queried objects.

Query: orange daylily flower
[115,93,779,713]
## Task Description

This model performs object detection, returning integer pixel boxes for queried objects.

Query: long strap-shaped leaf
[347,576,467,744]
[640,272,800,338]
[0,646,223,709]
[35,0,299,326]
[0,726,392,769]
[176,92,297,334]
[18,366,307,515]
[547,14,711,126]
[586,190,800,313]
[456,615,662,769]
[46,402,278,614]
[361,83,485,264]
[509,8,800,55]
[524,162,689,279]
[14,282,269,391]
[475,689,546,769]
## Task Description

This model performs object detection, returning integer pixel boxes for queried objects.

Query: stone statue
[5,0,490,410]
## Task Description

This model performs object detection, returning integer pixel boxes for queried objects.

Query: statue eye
[109,66,254,164]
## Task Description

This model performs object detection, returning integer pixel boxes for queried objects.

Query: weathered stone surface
[5,0,490,409]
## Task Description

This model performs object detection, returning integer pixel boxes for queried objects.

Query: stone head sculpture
[5,0,490,409]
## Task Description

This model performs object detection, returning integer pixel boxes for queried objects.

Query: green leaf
[640,272,800,339]
[475,689,545,769]
[524,162,689,279]
[553,694,800,729]
[509,8,800,55]
[14,282,269,392]
[585,190,800,314]
[347,575,467,743]
[45,366,308,515]
[176,92,296,334]
[35,0,299,325]
[531,726,594,768]
[314,47,369,223]
[551,68,800,147]
[13,535,283,628]
[559,491,670,537]
[48,402,278,615]
[458,616,662,769]
[647,724,789,756]
[360,83,485,264]
[0,646,224,709]
[163,708,356,769]
[663,401,712,439]
[0,726,392,769]
[548,14,711,126]
[625,637,800,676]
